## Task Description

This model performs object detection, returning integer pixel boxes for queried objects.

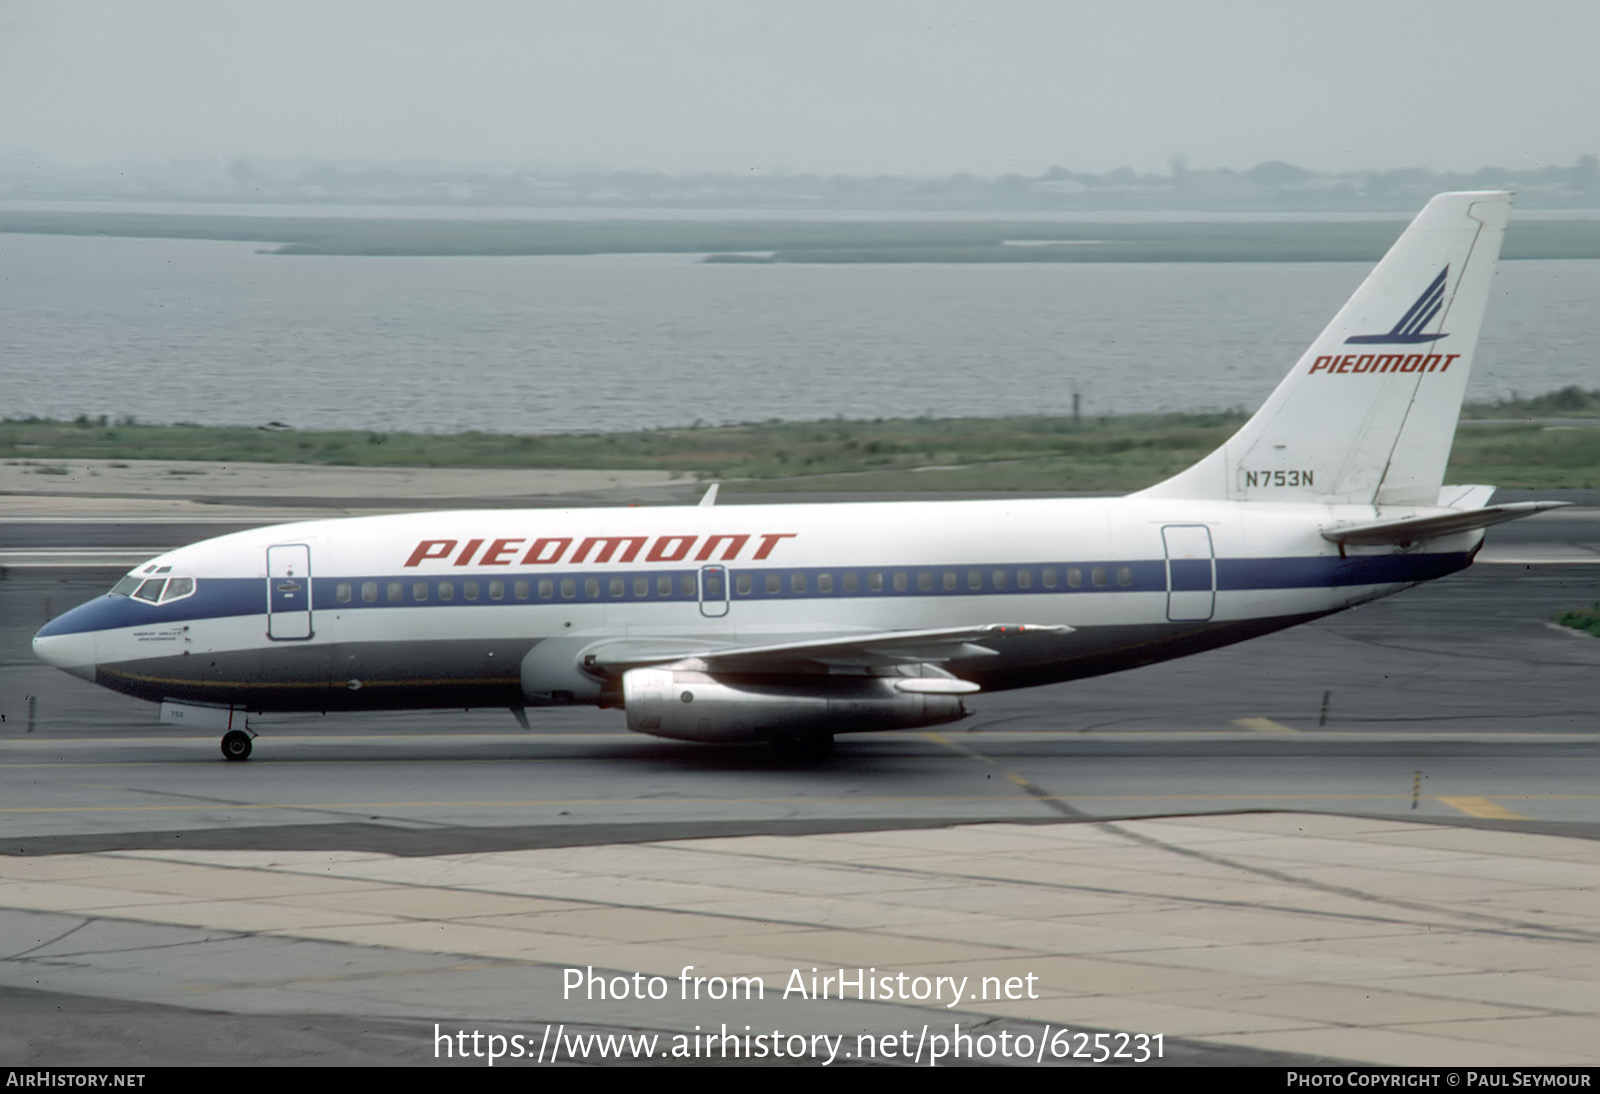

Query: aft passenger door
[1161,525,1215,622]
[266,544,314,640]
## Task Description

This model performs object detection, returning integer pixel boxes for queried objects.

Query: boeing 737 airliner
[33,192,1565,760]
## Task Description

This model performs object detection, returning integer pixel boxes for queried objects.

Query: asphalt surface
[2,494,1596,1067]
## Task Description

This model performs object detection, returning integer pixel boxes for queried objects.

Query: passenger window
[1066,568,1082,589]
[1017,569,1032,589]
[163,577,195,601]
[943,572,957,591]
[1117,566,1133,587]
[790,572,806,594]
[490,580,505,601]
[843,572,858,593]
[560,579,576,599]
[766,573,781,595]
[657,575,673,597]
[968,570,982,590]
[413,582,429,601]
[539,579,554,599]
[361,581,378,604]
[1092,566,1107,587]
[609,577,624,598]
[868,572,884,592]
[584,578,599,598]
[464,580,479,601]
[893,572,908,592]
[1042,568,1057,589]
[515,580,530,600]
[336,582,352,604]
[133,579,166,603]
[679,575,695,597]
[388,581,403,603]
[634,576,649,597]
[736,573,752,595]
[817,573,833,594]
[992,570,1008,590]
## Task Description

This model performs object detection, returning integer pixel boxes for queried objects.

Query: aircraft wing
[1320,501,1570,547]
[585,623,1072,674]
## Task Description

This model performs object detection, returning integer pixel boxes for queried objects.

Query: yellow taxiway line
[1437,795,1530,821]
[1231,717,1300,733]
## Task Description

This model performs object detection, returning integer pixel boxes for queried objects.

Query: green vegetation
[1460,385,1600,418]
[4,389,1598,492]
[6,210,1600,261]
[1555,606,1600,638]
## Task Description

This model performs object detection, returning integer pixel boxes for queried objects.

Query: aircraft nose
[33,612,98,683]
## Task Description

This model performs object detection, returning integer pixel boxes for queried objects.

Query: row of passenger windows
[331,565,1137,606]
[734,565,1134,595]
[335,574,701,605]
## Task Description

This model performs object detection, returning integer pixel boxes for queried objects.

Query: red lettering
[695,534,749,561]
[1439,353,1461,372]
[1401,354,1423,373]
[404,540,456,568]
[1310,355,1331,374]
[481,538,524,566]
[572,536,647,564]
[521,537,572,564]
[1375,354,1403,373]
[646,535,696,563]
[453,538,483,566]
[752,533,798,561]
[1422,354,1443,372]
[1353,354,1374,373]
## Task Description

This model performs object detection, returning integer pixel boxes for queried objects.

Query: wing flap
[587,623,1072,671]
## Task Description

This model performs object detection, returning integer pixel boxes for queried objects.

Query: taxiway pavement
[2,477,1596,1066]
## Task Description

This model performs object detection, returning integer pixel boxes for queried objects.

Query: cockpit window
[114,575,198,603]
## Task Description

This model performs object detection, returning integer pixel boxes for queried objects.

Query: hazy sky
[3,0,1597,176]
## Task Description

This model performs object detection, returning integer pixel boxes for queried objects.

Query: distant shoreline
[7,209,1600,261]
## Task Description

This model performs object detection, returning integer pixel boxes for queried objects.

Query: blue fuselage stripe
[36,553,1474,637]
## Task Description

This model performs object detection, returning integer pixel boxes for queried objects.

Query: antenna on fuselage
[698,483,720,507]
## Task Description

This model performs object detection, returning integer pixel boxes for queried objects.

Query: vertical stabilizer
[1136,192,1510,505]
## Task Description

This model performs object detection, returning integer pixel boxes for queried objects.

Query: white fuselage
[33,495,1479,731]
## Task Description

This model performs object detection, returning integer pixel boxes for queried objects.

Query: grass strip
[4,388,1597,492]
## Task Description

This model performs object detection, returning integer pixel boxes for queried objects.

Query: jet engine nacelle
[620,667,967,743]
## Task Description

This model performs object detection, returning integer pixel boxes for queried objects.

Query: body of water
[3,232,1594,435]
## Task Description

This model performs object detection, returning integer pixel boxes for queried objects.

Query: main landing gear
[221,729,253,762]
[766,733,834,763]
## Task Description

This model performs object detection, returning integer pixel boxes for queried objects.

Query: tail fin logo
[1345,266,1449,345]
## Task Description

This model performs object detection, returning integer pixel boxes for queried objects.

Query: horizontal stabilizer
[588,623,1072,671]
[1321,501,1570,547]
